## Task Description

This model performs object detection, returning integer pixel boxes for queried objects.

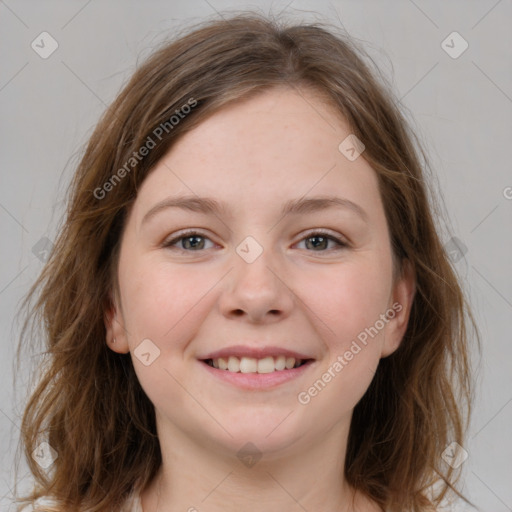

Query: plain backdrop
[1,1,511,510]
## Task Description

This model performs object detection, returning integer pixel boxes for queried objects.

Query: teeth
[240,357,257,373]
[274,355,286,371]
[208,355,307,373]
[257,356,275,374]
[227,357,240,372]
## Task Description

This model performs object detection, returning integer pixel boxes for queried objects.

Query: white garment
[123,488,143,512]
[24,489,143,511]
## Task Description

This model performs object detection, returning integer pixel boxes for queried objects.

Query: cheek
[119,260,218,408]
[308,258,393,349]
[295,256,393,412]
[119,258,216,345]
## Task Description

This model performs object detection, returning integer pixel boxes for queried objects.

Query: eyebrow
[141,194,368,225]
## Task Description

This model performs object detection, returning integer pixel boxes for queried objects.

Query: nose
[218,242,295,324]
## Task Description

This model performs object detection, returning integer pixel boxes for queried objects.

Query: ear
[104,288,130,354]
[380,259,416,358]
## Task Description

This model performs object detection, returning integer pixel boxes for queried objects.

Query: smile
[199,357,316,391]
[203,355,312,373]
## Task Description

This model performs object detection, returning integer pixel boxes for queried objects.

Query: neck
[139,415,380,512]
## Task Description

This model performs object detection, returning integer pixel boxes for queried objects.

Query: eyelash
[162,229,349,253]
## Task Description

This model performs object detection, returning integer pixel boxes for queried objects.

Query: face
[106,86,414,460]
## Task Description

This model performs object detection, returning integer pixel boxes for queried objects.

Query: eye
[296,231,348,252]
[163,230,215,251]
[163,229,348,253]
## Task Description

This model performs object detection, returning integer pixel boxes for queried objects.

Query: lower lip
[199,360,315,390]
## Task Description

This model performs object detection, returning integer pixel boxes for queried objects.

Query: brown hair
[15,11,478,512]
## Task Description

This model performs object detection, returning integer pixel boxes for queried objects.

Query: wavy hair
[15,12,478,512]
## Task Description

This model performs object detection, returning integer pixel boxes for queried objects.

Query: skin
[105,85,415,512]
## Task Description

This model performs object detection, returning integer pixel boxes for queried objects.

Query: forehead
[129,86,383,225]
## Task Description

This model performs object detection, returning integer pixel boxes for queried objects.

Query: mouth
[201,355,313,373]
[198,354,316,390]
[197,345,316,390]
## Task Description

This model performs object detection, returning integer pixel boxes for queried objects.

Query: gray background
[1,1,511,510]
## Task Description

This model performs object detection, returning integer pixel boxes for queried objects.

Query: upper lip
[199,345,315,361]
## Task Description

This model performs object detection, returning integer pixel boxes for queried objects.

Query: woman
[16,12,477,512]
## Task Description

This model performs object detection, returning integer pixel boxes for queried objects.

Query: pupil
[307,236,327,250]
[184,236,204,250]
